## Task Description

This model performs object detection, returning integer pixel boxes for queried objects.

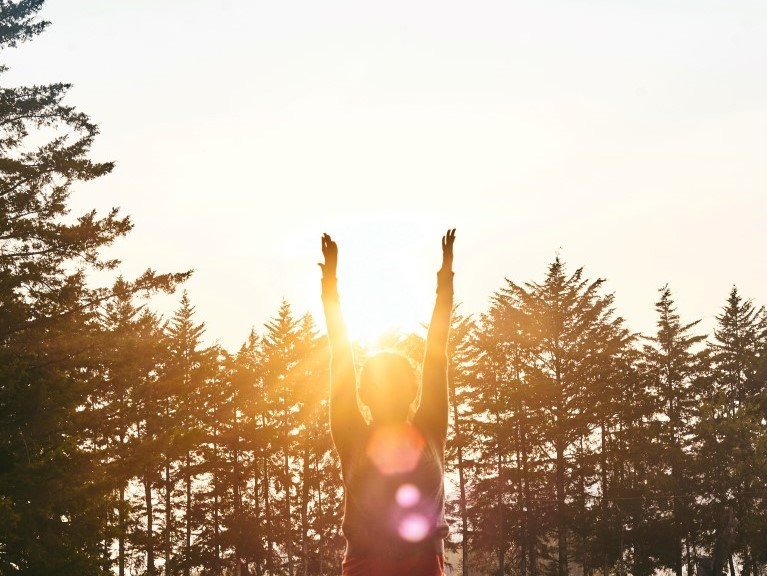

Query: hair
[359,350,418,423]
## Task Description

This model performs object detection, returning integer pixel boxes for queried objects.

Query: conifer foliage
[0,2,186,574]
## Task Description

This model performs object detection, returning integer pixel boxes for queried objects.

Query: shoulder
[412,419,446,459]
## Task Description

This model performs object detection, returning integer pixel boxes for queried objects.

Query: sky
[5,0,767,348]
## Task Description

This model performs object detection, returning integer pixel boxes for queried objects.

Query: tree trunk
[521,413,536,576]
[452,398,470,576]
[253,418,263,576]
[263,450,273,575]
[556,439,567,576]
[517,443,527,576]
[578,437,590,576]
[254,453,262,576]
[601,422,610,576]
[497,448,505,576]
[118,486,126,576]
[555,357,568,576]
[315,458,324,576]
[165,454,173,576]
[213,422,221,575]
[234,411,243,576]
[144,468,156,576]
[184,451,192,576]
[712,508,738,576]
[300,448,311,576]
[283,448,294,576]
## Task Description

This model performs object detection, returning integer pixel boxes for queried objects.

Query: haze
[5,0,766,347]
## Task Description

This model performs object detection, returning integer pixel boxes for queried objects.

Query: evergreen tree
[260,300,302,575]
[233,328,269,575]
[0,3,186,574]
[132,309,169,576]
[641,285,707,576]
[471,294,538,576]
[698,288,767,574]
[193,345,234,575]
[444,309,480,576]
[162,292,210,576]
[605,347,653,576]
[510,258,629,576]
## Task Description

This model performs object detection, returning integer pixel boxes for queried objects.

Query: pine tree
[95,281,175,576]
[510,258,629,576]
[260,301,302,575]
[0,3,186,573]
[698,288,767,574]
[605,347,650,576]
[98,280,145,576]
[471,293,539,576]
[444,308,479,576]
[193,345,234,575]
[642,285,707,576]
[233,328,268,575]
[291,313,330,576]
[132,309,168,576]
[712,288,765,414]
[163,292,210,576]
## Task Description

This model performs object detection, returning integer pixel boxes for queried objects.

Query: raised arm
[319,233,366,455]
[414,229,455,441]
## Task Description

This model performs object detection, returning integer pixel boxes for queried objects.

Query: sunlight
[343,295,403,345]
[308,218,447,346]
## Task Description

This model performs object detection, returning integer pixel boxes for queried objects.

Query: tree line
[449,267,766,576]
[1,2,766,575]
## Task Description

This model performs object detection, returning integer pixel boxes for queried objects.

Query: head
[359,351,418,424]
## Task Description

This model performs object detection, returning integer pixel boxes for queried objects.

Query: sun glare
[343,297,402,345]
[340,271,429,345]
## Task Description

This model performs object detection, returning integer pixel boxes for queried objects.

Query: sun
[340,275,426,346]
[343,295,405,345]
[309,225,439,346]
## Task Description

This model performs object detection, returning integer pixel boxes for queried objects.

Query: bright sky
[5,0,767,348]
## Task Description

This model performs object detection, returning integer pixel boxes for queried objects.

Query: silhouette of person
[319,229,455,576]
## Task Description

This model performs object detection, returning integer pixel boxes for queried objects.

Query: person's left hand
[441,228,456,272]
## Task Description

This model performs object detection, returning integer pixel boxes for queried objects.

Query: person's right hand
[319,233,338,278]
[440,228,456,272]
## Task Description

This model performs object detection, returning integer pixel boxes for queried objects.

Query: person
[319,229,456,576]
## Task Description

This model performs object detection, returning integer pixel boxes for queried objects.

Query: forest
[1,2,766,576]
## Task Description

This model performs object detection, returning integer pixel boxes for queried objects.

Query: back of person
[340,421,448,558]
[319,230,456,576]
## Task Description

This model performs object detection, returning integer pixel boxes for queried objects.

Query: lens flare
[366,423,424,475]
[398,513,429,542]
[395,483,420,508]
